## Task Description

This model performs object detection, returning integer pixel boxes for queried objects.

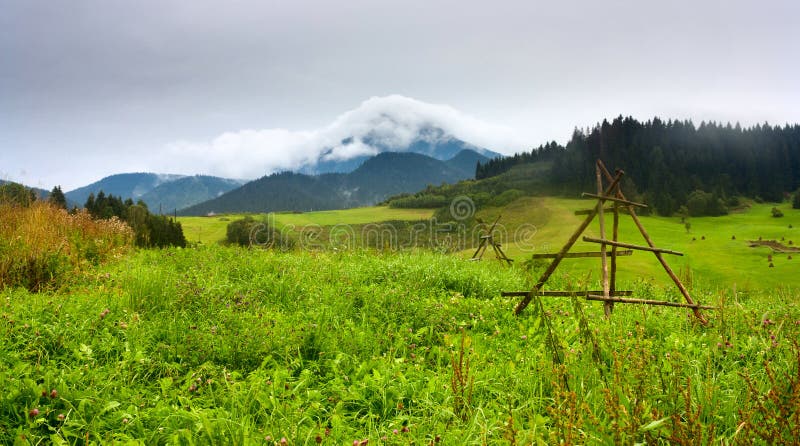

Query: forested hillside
[477,117,800,215]
[180,151,485,215]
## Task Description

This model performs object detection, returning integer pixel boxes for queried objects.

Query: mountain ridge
[65,173,186,208]
[179,149,487,215]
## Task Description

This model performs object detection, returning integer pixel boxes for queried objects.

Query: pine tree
[48,186,67,209]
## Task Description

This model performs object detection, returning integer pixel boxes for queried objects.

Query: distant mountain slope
[139,175,245,213]
[0,179,50,200]
[389,127,500,160]
[180,150,479,215]
[309,127,501,174]
[345,151,469,204]
[65,173,185,206]
[445,149,490,177]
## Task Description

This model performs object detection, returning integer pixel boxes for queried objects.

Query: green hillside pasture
[2,247,799,444]
[472,198,799,293]
[178,207,436,245]
[178,214,247,245]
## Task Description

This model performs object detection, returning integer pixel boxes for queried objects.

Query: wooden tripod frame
[507,160,710,324]
[470,215,513,265]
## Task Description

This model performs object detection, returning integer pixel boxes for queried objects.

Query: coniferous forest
[477,117,800,216]
[84,191,187,248]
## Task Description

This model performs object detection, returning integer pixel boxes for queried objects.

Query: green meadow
[179,197,798,294]
[178,207,436,245]
[474,197,799,292]
[2,198,799,444]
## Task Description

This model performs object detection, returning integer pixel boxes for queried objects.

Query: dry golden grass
[0,201,133,290]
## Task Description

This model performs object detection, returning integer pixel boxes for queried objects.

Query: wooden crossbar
[582,237,684,256]
[531,250,633,259]
[502,290,633,297]
[586,295,715,310]
[581,193,648,208]
[575,207,629,215]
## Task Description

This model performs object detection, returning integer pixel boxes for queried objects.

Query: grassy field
[7,197,795,443]
[178,207,436,245]
[179,197,798,294]
[472,197,799,292]
[2,246,799,444]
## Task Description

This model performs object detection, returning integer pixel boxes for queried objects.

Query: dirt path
[748,240,800,253]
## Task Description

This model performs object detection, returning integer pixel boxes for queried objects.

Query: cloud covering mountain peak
[159,95,523,179]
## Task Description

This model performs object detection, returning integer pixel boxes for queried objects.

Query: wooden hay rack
[506,159,712,324]
[470,215,514,266]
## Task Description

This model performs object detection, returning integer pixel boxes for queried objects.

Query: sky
[1,0,799,191]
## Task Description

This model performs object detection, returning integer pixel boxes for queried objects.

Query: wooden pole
[610,200,620,310]
[575,207,628,215]
[503,290,633,297]
[531,250,633,259]
[595,160,708,324]
[514,170,625,315]
[582,237,684,256]
[493,243,513,265]
[586,295,715,310]
[596,162,612,317]
[471,239,486,260]
[581,193,647,208]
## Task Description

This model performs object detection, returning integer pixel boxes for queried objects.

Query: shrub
[0,202,133,290]
[388,194,449,209]
[771,207,784,218]
[727,195,742,207]
[793,190,800,209]
[226,216,289,249]
[686,189,728,217]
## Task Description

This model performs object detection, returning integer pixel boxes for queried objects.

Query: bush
[226,216,289,248]
[388,194,449,209]
[771,207,784,218]
[686,189,728,217]
[0,202,133,290]
[793,190,800,209]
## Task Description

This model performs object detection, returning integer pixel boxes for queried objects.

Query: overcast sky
[2,0,798,191]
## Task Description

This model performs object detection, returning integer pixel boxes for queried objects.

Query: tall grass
[1,246,799,444]
[0,201,133,290]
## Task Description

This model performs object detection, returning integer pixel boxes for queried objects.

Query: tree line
[477,117,800,216]
[1,182,184,248]
[84,191,186,248]
[475,141,563,179]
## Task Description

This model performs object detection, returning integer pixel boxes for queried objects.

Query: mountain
[180,150,484,215]
[310,129,501,174]
[445,148,491,177]
[65,173,185,207]
[0,179,50,200]
[344,151,473,204]
[138,175,245,213]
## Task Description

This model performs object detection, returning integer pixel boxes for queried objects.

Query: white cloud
[155,95,526,179]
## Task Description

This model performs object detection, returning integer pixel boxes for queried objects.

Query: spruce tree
[48,186,67,209]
